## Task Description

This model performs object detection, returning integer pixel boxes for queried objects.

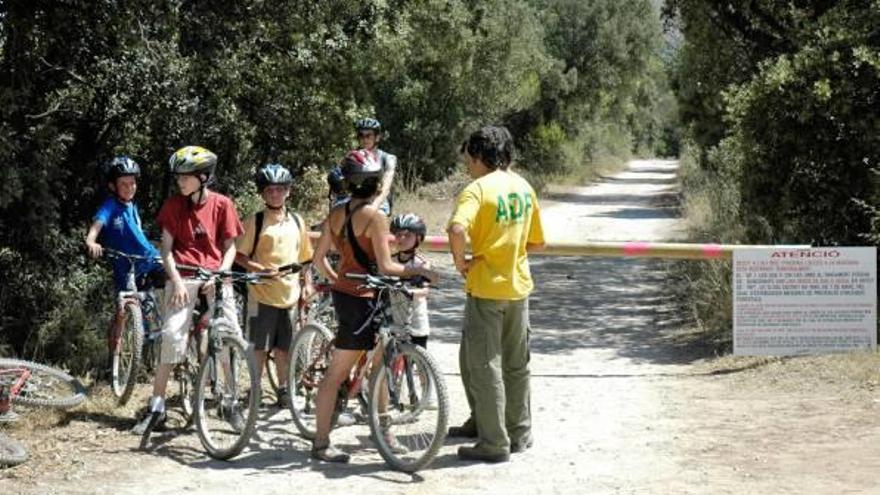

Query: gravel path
[4,159,880,494]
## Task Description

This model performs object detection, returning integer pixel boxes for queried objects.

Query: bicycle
[234,260,336,400]
[139,264,298,460]
[101,248,164,406]
[287,273,448,472]
[0,358,87,467]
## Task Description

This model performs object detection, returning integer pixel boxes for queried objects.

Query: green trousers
[459,294,532,453]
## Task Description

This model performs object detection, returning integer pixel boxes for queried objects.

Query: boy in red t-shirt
[132,146,244,434]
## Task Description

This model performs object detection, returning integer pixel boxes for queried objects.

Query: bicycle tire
[177,335,200,423]
[194,329,260,460]
[287,322,334,440]
[368,343,448,472]
[112,302,144,406]
[0,358,86,409]
[0,432,27,468]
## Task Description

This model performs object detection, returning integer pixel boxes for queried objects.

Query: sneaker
[311,443,350,463]
[335,411,357,428]
[423,396,438,411]
[448,418,478,438]
[275,387,289,408]
[224,404,246,434]
[131,411,166,435]
[457,444,509,463]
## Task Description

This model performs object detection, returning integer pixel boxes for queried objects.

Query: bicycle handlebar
[344,272,428,299]
[176,262,305,284]
[103,248,162,263]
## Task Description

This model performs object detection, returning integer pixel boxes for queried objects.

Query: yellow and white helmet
[169,146,217,177]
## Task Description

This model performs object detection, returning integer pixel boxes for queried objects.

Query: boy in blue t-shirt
[85,156,163,291]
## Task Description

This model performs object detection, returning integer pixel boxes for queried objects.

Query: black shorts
[331,290,378,351]
[248,303,295,352]
[410,335,428,349]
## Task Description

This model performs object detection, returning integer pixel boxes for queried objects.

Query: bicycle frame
[0,368,29,415]
[104,249,161,353]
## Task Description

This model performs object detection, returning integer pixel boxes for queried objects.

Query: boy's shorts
[247,301,296,352]
[160,279,241,364]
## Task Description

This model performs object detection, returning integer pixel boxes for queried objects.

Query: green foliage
[667,0,880,344]
[0,1,675,367]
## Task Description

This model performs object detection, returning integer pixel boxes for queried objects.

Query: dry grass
[692,350,880,400]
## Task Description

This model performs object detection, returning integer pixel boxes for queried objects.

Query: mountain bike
[0,358,87,467]
[287,273,448,472]
[101,248,164,406]
[139,264,298,460]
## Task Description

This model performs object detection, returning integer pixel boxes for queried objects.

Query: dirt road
[4,159,880,494]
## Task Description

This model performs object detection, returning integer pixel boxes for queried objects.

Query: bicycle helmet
[103,156,141,183]
[327,165,346,196]
[354,118,382,132]
[390,213,427,243]
[169,146,217,178]
[341,149,383,185]
[255,163,293,191]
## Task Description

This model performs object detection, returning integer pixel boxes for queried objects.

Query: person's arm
[447,223,470,277]
[162,228,188,308]
[447,183,479,278]
[313,213,338,284]
[220,238,237,271]
[85,220,104,258]
[371,156,396,210]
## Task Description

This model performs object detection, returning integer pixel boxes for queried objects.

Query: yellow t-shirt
[448,170,544,300]
[236,210,314,308]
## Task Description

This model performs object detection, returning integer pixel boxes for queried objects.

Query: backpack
[233,210,303,272]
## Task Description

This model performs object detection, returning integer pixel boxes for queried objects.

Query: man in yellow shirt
[235,164,313,406]
[447,125,545,463]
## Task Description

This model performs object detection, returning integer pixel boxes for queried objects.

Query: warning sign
[733,247,877,356]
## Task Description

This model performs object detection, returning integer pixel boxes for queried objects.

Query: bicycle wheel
[176,335,200,422]
[194,327,259,460]
[306,292,337,330]
[368,343,448,472]
[287,322,334,439]
[233,284,248,336]
[0,432,27,468]
[0,358,86,409]
[112,302,144,406]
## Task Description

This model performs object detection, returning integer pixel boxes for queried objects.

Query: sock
[148,396,165,413]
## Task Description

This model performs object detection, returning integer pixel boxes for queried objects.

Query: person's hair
[461,125,515,170]
[348,177,381,198]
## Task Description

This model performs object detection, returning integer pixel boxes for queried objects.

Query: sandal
[311,442,350,463]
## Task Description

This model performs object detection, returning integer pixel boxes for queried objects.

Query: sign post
[733,247,877,356]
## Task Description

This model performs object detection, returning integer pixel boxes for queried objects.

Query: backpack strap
[249,211,265,258]
[341,202,377,274]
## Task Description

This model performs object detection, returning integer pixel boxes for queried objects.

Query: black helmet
[390,213,427,242]
[327,165,346,195]
[354,118,382,132]
[341,149,383,185]
[255,163,293,191]
[104,155,141,183]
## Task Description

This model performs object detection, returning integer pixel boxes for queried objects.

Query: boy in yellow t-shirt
[447,126,544,463]
[235,164,313,406]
